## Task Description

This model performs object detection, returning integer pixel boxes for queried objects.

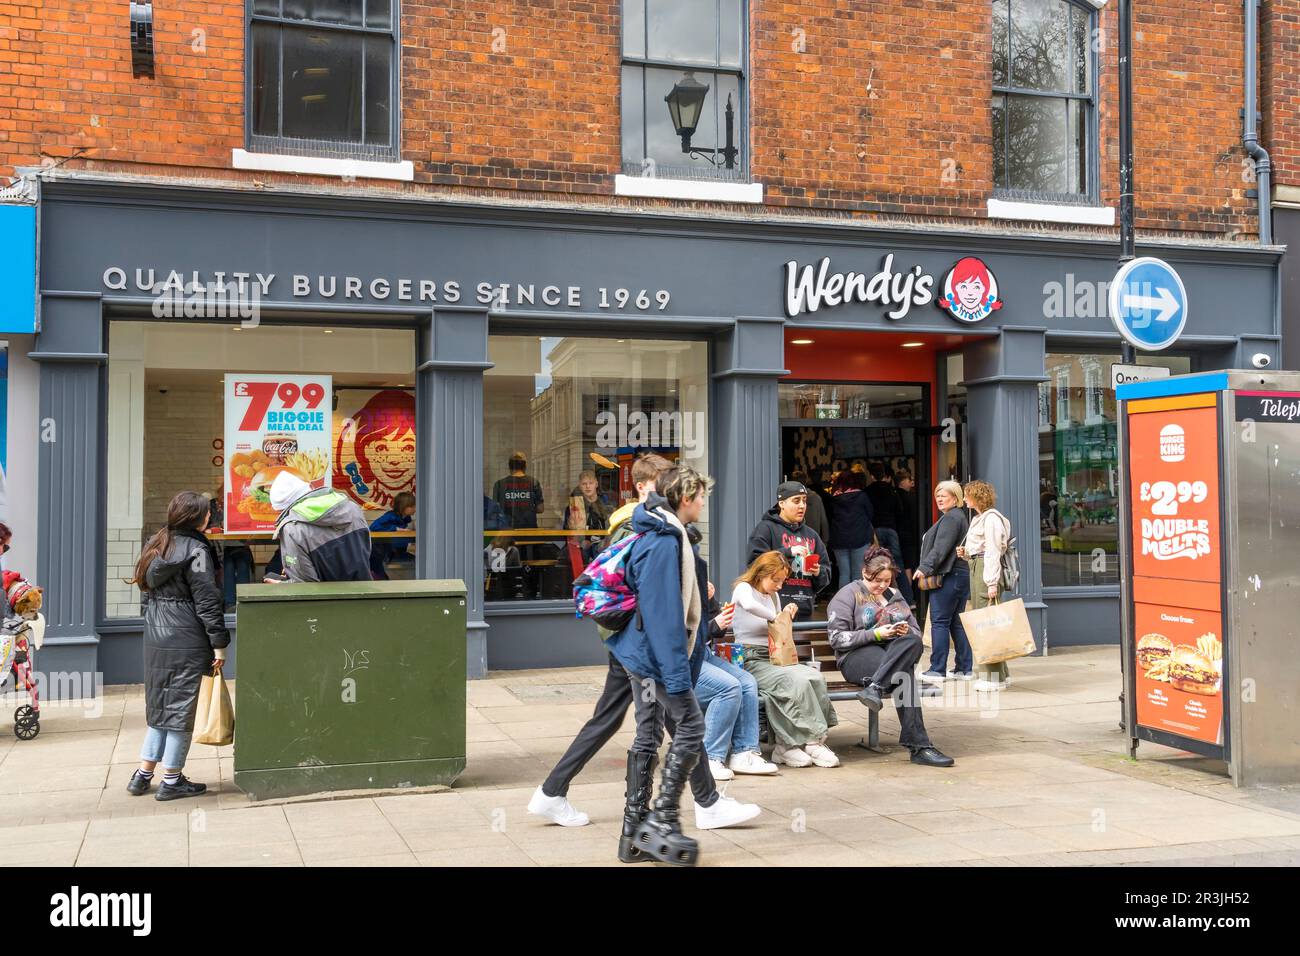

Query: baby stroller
[0,614,43,740]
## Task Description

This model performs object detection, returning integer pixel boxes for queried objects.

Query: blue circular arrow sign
[1108,256,1188,351]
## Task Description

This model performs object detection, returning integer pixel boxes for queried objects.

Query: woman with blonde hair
[958,480,1013,691]
[730,551,840,768]
[914,480,973,684]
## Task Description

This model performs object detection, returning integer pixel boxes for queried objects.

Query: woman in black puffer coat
[126,491,230,801]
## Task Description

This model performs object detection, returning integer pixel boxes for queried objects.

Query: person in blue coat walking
[605,466,713,866]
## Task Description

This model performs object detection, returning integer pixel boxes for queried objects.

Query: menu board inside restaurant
[1127,394,1225,750]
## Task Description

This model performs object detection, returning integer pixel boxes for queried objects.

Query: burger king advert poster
[224,374,333,534]
[1127,400,1224,745]
[1134,604,1223,745]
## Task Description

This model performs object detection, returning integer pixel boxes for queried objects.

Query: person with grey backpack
[957,480,1018,691]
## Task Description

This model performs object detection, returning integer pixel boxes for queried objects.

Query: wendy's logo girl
[334,389,416,511]
[939,257,1002,323]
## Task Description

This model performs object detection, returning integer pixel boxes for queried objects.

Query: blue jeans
[875,527,915,605]
[926,565,973,675]
[222,547,254,608]
[834,545,869,588]
[694,652,760,762]
[141,725,193,770]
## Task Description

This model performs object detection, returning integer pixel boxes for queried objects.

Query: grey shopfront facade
[33,179,1282,683]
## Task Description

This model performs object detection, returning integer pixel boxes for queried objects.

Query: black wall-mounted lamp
[130,1,154,79]
[664,72,737,170]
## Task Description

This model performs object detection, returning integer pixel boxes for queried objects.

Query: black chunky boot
[632,749,701,867]
[617,750,658,864]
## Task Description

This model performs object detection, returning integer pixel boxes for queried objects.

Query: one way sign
[1107,256,1188,351]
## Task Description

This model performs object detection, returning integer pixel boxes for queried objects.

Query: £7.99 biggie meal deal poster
[1127,395,1225,746]
[224,374,333,534]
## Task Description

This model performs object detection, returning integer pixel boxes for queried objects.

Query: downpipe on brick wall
[1244,0,1272,245]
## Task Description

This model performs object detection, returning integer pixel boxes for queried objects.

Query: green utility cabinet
[232,579,467,800]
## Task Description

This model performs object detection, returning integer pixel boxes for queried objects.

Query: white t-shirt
[729,581,781,646]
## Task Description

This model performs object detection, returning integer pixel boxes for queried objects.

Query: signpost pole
[1118,0,1136,366]
[1116,0,1137,729]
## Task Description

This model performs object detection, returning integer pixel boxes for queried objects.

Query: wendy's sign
[783,254,1003,324]
[937,257,1003,323]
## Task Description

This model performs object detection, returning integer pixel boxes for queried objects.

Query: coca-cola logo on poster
[262,435,299,462]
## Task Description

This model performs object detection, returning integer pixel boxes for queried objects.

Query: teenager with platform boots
[604,465,725,866]
[528,456,757,857]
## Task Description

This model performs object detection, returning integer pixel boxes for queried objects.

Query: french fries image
[284,448,328,481]
[1196,633,1223,663]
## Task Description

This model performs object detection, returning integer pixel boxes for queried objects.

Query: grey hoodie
[274,487,372,582]
[826,580,920,666]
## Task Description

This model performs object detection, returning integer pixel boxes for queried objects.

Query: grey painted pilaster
[416,307,492,678]
[962,328,1048,647]
[1210,335,1280,373]
[710,316,788,585]
[32,292,106,693]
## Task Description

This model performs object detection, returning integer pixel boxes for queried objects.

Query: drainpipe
[1244,0,1272,245]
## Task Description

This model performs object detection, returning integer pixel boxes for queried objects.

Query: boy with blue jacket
[606,465,714,866]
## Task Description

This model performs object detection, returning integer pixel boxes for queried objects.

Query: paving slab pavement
[2,646,1298,866]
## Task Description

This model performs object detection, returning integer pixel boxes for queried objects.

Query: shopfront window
[1038,351,1190,587]
[483,334,708,603]
[105,321,416,619]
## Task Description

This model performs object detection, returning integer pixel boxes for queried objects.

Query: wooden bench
[743,621,886,753]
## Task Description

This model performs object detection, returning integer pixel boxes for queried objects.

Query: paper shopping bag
[767,613,799,667]
[959,598,1037,667]
[194,669,235,746]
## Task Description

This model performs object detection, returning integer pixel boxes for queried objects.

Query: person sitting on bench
[730,551,840,769]
[826,546,955,768]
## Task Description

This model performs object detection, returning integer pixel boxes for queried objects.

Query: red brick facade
[0,1,1288,239]
[1262,0,1300,188]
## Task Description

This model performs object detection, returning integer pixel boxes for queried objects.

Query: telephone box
[1118,370,1300,787]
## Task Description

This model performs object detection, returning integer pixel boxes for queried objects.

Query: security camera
[158,386,169,395]
[1251,353,1272,369]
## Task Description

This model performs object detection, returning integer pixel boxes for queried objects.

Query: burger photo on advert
[239,464,307,522]
[1168,645,1220,696]
[1136,633,1173,677]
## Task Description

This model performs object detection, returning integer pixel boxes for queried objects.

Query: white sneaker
[804,742,841,768]
[771,744,814,768]
[728,750,780,775]
[526,785,590,827]
[973,679,1007,692]
[694,794,761,830]
[708,758,735,781]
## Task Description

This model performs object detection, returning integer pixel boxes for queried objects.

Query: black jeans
[837,634,933,750]
[626,670,706,765]
[541,654,716,805]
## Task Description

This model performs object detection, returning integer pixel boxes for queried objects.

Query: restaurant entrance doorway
[778,404,929,599]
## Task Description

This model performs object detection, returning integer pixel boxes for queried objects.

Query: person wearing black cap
[746,481,832,621]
